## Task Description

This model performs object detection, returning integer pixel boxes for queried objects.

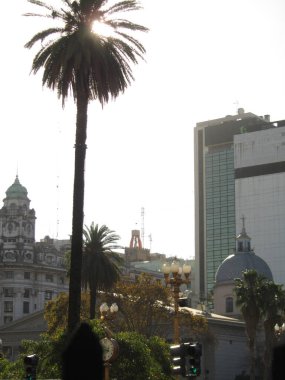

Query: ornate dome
[215,218,273,284]
[5,176,28,199]
[215,251,273,284]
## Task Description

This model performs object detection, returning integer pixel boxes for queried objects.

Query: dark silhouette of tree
[24,0,148,333]
[260,281,285,380]
[235,270,264,380]
[235,270,285,380]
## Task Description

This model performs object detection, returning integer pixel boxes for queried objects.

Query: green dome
[6,176,28,199]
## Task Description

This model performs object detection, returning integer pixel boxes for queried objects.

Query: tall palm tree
[234,270,265,380]
[82,222,122,319]
[260,281,285,380]
[24,0,148,332]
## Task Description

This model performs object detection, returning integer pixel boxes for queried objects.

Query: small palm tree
[234,270,264,380]
[24,0,147,332]
[82,223,122,319]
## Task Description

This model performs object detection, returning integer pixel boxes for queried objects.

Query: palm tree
[260,281,285,380]
[24,0,148,333]
[234,270,265,380]
[82,222,122,319]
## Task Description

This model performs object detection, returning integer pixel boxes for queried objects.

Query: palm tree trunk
[249,338,256,380]
[263,321,274,380]
[68,88,88,333]
[90,286,97,320]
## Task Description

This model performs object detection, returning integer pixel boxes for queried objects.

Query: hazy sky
[1,0,285,259]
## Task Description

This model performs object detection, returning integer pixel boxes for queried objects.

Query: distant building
[124,229,151,262]
[234,124,285,286]
[194,109,285,300]
[0,176,69,327]
[213,221,273,317]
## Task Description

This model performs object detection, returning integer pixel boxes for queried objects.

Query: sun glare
[92,20,114,38]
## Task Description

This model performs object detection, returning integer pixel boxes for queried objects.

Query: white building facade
[0,176,69,325]
[235,126,285,285]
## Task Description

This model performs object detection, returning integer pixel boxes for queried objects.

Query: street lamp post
[162,260,191,344]
[99,303,119,380]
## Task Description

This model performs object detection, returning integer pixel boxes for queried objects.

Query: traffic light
[170,344,186,376]
[24,354,39,380]
[184,342,202,377]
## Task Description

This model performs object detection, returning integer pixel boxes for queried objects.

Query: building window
[4,288,14,297]
[4,316,13,324]
[238,242,243,252]
[45,291,53,300]
[46,256,52,264]
[24,272,31,280]
[46,274,53,282]
[59,277,64,284]
[23,301,30,314]
[4,301,13,313]
[23,289,30,298]
[226,297,233,313]
[5,271,14,279]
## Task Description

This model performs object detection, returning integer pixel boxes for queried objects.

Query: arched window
[225,297,233,313]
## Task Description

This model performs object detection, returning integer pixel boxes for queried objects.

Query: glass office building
[194,110,270,301]
[205,147,236,295]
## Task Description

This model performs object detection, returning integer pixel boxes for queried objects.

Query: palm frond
[24,28,63,49]
[26,0,59,13]
[105,1,142,15]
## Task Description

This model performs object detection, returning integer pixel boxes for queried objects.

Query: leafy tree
[111,331,172,380]
[234,270,264,380]
[82,223,123,319]
[0,357,22,380]
[179,308,213,345]
[0,332,67,380]
[103,273,209,341]
[44,292,90,335]
[103,273,172,337]
[0,322,173,380]
[24,0,148,333]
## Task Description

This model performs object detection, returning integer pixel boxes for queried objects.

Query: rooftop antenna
[149,233,152,252]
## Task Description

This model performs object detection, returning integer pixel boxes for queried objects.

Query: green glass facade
[205,146,236,295]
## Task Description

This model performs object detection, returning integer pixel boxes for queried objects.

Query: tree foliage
[102,273,209,341]
[0,322,173,380]
[44,292,90,335]
[111,331,172,380]
[103,273,172,337]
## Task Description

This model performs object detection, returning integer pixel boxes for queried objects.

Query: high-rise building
[194,109,277,299]
[235,124,285,285]
[0,176,69,325]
